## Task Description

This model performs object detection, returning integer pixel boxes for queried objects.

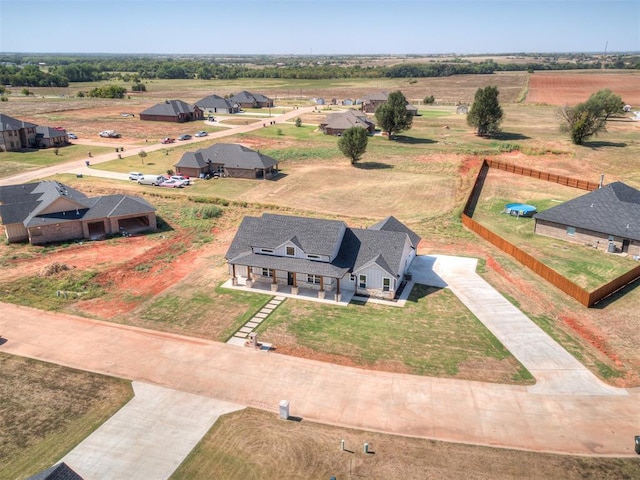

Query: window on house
[359,275,367,289]
[286,246,295,256]
[567,227,576,236]
[307,254,320,259]
[350,274,356,282]
[262,268,274,278]
[307,274,321,284]
[261,248,274,254]
[383,278,391,292]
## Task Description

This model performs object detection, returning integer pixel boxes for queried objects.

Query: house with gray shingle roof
[174,143,279,180]
[533,181,640,256]
[194,94,240,114]
[0,181,156,244]
[319,109,375,136]
[225,213,420,300]
[0,113,38,151]
[36,125,69,148]
[361,92,388,113]
[229,91,273,109]
[139,99,203,123]
[26,462,84,480]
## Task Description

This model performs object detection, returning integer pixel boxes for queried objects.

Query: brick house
[533,181,640,256]
[228,91,273,109]
[0,113,38,151]
[194,94,240,114]
[139,100,203,123]
[0,181,156,245]
[319,109,375,136]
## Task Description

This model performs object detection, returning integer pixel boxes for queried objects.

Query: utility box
[279,400,290,420]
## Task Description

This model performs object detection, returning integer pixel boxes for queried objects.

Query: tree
[138,150,147,164]
[559,103,607,145]
[337,127,368,165]
[467,86,504,136]
[295,117,302,127]
[375,90,412,140]
[423,95,435,105]
[585,88,624,121]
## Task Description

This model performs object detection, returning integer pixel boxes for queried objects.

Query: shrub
[199,206,223,219]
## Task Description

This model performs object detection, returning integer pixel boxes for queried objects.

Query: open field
[0,353,132,480]
[3,72,640,476]
[171,408,640,480]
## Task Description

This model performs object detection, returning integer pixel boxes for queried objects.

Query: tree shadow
[392,135,437,145]
[491,132,531,141]
[584,141,627,149]
[354,162,394,170]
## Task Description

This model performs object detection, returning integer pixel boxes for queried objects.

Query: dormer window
[286,246,295,256]
[260,248,274,254]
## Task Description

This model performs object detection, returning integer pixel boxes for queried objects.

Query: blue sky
[1,0,638,55]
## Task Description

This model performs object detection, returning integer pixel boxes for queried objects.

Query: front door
[287,272,294,285]
[622,239,630,253]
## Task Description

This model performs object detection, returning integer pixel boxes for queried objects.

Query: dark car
[178,134,192,141]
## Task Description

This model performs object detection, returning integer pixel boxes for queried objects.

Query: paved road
[0,106,317,187]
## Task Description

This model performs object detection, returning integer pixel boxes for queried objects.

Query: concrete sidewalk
[62,382,243,480]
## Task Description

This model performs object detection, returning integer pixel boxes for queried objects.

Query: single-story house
[174,143,279,180]
[361,92,388,113]
[226,213,420,301]
[319,109,375,136]
[194,94,240,114]
[0,181,157,245]
[456,105,469,114]
[406,104,419,116]
[228,91,274,109]
[342,99,354,106]
[533,181,640,256]
[0,113,38,151]
[36,126,69,148]
[139,100,204,123]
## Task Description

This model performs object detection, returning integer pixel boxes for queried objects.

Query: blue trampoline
[504,203,537,217]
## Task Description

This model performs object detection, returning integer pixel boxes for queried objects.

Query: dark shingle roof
[26,462,84,480]
[194,94,236,110]
[343,228,410,277]
[0,113,37,131]
[369,215,421,248]
[175,143,278,170]
[140,99,195,116]
[321,110,374,130]
[36,126,68,139]
[229,91,272,104]
[533,182,640,241]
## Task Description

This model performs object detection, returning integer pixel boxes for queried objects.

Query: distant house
[319,109,375,136]
[139,100,203,123]
[456,105,469,114]
[36,126,69,148]
[228,91,274,109]
[361,92,388,113]
[0,181,156,245]
[226,214,420,301]
[26,462,84,480]
[342,99,354,106]
[533,181,640,256]
[194,94,240,114]
[0,113,38,151]
[174,143,279,179]
[406,104,419,116]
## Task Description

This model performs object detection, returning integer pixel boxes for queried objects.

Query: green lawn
[0,145,114,178]
[258,284,533,383]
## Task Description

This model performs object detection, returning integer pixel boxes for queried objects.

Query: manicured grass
[0,145,113,178]
[258,285,533,383]
[171,408,640,480]
[0,353,132,480]
[473,196,637,290]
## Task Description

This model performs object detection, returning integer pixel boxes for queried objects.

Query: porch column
[291,272,299,295]
[334,278,341,303]
[246,267,253,288]
[318,276,325,299]
[232,264,237,286]
[271,269,278,292]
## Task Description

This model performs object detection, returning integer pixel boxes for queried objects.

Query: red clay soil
[526,72,640,105]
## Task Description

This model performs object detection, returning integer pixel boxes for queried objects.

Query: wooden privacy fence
[462,159,640,307]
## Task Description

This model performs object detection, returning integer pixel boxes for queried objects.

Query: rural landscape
[1,52,640,479]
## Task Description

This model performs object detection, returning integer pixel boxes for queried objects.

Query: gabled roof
[362,92,388,102]
[369,215,421,248]
[82,194,156,220]
[26,462,83,480]
[194,94,236,109]
[36,126,68,139]
[321,110,374,130]
[0,113,37,132]
[229,90,272,104]
[534,181,640,241]
[337,228,410,278]
[175,143,278,170]
[140,99,195,116]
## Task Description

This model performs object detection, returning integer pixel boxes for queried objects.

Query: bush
[199,206,223,219]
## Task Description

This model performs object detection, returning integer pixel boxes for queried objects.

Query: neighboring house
[456,105,469,114]
[406,104,419,116]
[139,100,203,123]
[0,181,157,245]
[319,109,375,136]
[194,94,240,114]
[225,213,420,301]
[228,91,274,109]
[342,98,354,106]
[26,462,84,480]
[174,143,279,179]
[0,113,38,151]
[361,92,388,113]
[533,181,640,256]
[36,126,69,148]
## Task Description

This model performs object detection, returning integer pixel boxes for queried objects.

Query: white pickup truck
[99,130,121,138]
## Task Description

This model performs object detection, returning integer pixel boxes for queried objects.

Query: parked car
[99,130,121,138]
[129,172,144,181]
[178,134,192,141]
[159,179,185,188]
[170,175,190,185]
[67,133,78,139]
[194,131,208,137]
[161,137,175,144]
[137,175,165,186]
